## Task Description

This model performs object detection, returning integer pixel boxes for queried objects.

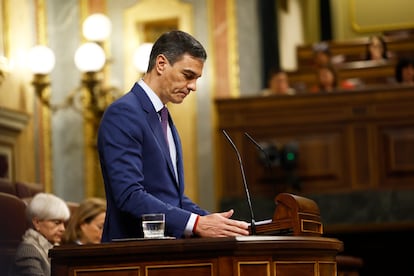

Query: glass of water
[142,213,165,238]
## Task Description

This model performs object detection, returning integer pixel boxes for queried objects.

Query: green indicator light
[287,152,295,161]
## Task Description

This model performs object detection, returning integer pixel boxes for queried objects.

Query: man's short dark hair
[147,30,207,72]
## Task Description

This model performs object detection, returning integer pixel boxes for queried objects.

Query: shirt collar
[138,79,164,112]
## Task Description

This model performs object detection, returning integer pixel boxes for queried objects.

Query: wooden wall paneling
[215,86,414,203]
[350,125,373,189]
[379,123,414,188]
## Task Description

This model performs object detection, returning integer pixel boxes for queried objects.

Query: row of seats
[0,180,79,273]
[296,31,414,69]
[0,192,30,273]
[287,30,414,92]
[0,179,44,199]
[288,59,397,93]
[0,180,44,272]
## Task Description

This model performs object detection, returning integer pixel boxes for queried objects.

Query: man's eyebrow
[183,69,201,78]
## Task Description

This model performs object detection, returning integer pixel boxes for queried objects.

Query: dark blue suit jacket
[97,82,208,241]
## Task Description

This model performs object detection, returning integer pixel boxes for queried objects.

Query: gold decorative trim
[79,1,109,198]
[274,260,337,275]
[238,261,270,276]
[36,0,47,44]
[79,0,89,35]
[227,0,240,97]
[146,262,213,275]
[34,0,53,192]
[350,0,414,33]
[74,266,140,274]
[208,0,221,210]
[1,0,9,57]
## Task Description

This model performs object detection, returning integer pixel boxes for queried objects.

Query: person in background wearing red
[310,64,338,93]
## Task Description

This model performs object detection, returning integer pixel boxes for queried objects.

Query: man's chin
[172,97,186,104]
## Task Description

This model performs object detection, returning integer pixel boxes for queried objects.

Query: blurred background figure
[311,64,338,93]
[312,42,332,68]
[395,57,414,85]
[262,69,295,96]
[63,197,106,245]
[365,35,389,61]
[11,193,70,276]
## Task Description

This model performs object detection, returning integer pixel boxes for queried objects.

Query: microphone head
[261,143,280,167]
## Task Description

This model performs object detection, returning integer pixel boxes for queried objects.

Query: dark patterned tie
[159,106,169,144]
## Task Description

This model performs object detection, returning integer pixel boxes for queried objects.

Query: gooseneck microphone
[244,132,271,168]
[222,129,256,235]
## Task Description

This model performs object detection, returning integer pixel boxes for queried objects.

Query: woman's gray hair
[26,193,70,222]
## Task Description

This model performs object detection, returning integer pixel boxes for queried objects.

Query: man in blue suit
[97,30,249,241]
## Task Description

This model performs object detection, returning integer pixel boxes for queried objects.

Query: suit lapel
[133,83,180,189]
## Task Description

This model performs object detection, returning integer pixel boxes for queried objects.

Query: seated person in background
[395,57,414,85]
[365,35,389,61]
[63,197,106,245]
[262,69,295,96]
[11,193,70,276]
[312,42,332,68]
[310,64,338,93]
[311,42,344,68]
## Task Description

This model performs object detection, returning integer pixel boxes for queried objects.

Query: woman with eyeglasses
[11,193,70,276]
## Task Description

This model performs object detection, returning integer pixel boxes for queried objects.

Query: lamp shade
[82,13,112,42]
[133,43,153,73]
[74,42,106,72]
[28,45,56,74]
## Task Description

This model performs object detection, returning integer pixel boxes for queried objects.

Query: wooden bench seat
[288,59,397,92]
[296,34,414,69]
[0,192,29,273]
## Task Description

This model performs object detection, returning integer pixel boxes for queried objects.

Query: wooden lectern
[251,193,323,236]
[49,193,343,276]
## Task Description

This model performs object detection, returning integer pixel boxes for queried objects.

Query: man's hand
[193,209,249,237]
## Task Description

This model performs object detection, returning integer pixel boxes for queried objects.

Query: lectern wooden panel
[50,236,343,276]
[252,193,323,236]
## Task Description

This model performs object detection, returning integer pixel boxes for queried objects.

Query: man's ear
[155,54,168,74]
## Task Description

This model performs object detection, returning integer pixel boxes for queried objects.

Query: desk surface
[51,236,343,257]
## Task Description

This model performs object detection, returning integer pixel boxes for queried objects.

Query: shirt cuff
[184,213,198,237]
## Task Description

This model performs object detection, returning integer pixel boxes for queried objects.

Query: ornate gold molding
[350,0,414,33]
[34,0,53,192]
[226,0,240,98]
[1,0,9,57]
[78,0,108,198]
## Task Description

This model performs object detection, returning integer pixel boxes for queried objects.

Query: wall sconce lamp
[74,41,109,117]
[28,45,56,108]
[28,13,122,117]
[72,13,121,118]
[133,42,153,74]
[82,13,112,43]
